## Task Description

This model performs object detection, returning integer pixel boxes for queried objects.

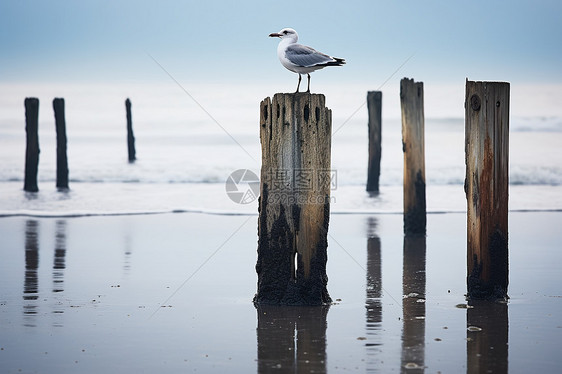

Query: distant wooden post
[53,98,69,189]
[465,80,509,300]
[366,91,382,193]
[254,93,332,306]
[400,78,426,235]
[125,98,136,162]
[24,98,40,192]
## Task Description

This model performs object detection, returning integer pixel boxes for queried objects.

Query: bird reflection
[256,305,329,373]
[466,300,508,373]
[401,235,426,372]
[365,217,383,371]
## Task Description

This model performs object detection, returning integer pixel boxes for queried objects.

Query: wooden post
[366,91,382,193]
[400,78,426,235]
[53,98,69,189]
[465,80,509,300]
[125,98,136,162]
[24,98,40,192]
[254,93,332,306]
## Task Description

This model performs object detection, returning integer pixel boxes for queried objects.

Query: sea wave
[1,166,561,187]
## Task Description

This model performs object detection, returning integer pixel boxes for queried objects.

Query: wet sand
[0,211,561,373]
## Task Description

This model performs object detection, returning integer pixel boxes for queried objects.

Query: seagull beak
[269,33,282,38]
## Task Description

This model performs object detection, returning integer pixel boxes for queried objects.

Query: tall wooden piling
[400,78,426,235]
[53,98,69,189]
[24,98,40,192]
[465,80,509,300]
[366,91,382,193]
[125,98,136,162]
[254,93,332,306]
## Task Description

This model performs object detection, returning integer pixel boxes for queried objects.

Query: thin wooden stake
[24,98,40,192]
[366,91,382,193]
[53,98,69,189]
[125,98,136,162]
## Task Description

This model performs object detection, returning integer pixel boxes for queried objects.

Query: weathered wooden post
[24,98,40,192]
[53,98,69,189]
[366,91,382,193]
[400,78,426,235]
[465,80,509,300]
[254,93,332,305]
[125,98,136,162]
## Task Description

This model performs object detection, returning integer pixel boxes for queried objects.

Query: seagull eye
[283,30,288,34]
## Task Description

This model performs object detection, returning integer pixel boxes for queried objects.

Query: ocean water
[0,82,561,216]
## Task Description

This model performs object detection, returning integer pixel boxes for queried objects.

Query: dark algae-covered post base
[24,98,40,192]
[254,93,332,306]
[465,80,510,300]
[400,78,426,236]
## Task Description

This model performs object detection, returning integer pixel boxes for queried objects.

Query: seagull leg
[306,74,311,93]
[295,74,302,93]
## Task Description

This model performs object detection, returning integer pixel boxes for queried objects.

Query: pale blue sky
[1,0,561,85]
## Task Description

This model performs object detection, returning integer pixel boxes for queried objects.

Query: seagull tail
[326,57,346,66]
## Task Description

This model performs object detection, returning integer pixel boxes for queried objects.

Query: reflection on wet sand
[23,220,40,326]
[123,232,132,274]
[365,217,383,371]
[52,220,67,326]
[401,235,426,372]
[256,305,329,373]
[467,300,508,373]
[53,220,67,293]
[22,219,69,327]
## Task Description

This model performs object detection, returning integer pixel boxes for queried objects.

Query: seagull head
[269,28,298,42]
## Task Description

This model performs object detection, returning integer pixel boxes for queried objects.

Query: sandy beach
[1,210,560,373]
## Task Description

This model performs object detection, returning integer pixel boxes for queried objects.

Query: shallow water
[0,211,560,373]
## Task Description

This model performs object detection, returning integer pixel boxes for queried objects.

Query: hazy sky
[1,0,561,85]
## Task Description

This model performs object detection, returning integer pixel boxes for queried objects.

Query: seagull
[269,28,345,93]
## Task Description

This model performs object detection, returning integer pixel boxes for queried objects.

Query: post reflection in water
[52,220,67,293]
[365,217,383,371]
[401,235,426,372]
[52,220,68,326]
[256,305,329,373]
[22,219,69,327]
[467,300,508,374]
[23,220,40,325]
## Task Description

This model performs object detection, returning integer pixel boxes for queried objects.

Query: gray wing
[285,44,335,67]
